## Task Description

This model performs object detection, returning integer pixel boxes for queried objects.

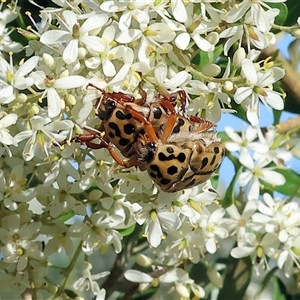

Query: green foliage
[217,256,252,300]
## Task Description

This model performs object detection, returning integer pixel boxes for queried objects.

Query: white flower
[0,114,18,146]
[255,125,292,164]
[85,25,125,77]
[174,9,219,51]
[252,193,300,243]
[226,1,281,31]
[135,202,181,248]
[186,80,231,123]
[225,200,258,246]
[239,153,286,200]
[100,1,151,31]
[234,59,285,125]
[0,55,39,103]
[73,262,109,299]
[277,236,300,277]
[14,115,74,161]
[0,165,36,211]
[225,125,269,154]
[199,207,228,254]
[69,210,124,254]
[0,214,44,271]
[31,68,86,118]
[40,11,108,64]
[231,232,279,274]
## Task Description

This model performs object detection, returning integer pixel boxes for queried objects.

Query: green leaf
[132,287,157,300]
[272,277,287,300]
[55,211,75,222]
[273,108,282,126]
[217,256,252,300]
[267,2,288,27]
[262,168,300,197]
[284,0,300,26]
[222,156,243,208]
[118,224,136,237]
[252,267,278,300]
[192,44,224,66]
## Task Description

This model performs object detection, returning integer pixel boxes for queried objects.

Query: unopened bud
[16,93,27,103]
[66,94,76,106]
[206,32,219,45]
[18,27,38,40]
[43,53,55,70]
[224,81,234,92]
[175,282,190,298]
[233,48,246,67]
[207,267,223,288]
[59,69,69,78]
[136,254,153,267]
[78,47,87,59]
[201,63,221,77]
[89,189,103,201]
[28,104,40,116]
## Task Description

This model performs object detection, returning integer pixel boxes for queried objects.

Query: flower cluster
[0,0,297,299]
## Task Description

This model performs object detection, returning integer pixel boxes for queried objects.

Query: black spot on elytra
[186,178,196,187]
[150,164,163,179]
[149,164,172,187]
[158,152,186,163]
[167,147,174,153]
[153,107,162,119]
[116,110,132,120]
[201,157,208,169]
[214,147,220,154]
[210,155,216,165]
[167,166,178,175]
[108,122,121,136]
[119,138,130,146]
[124,123,135,135]
[108,132,115,139]
[161,178,171,185]
[172,118,185,134]
[150,164,160,172]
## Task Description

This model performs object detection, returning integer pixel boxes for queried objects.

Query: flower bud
[201,63,221,77]
[175,282,190,298]
[224,81,234,92]
[207,267,223,288]
[59,69,69,78]
[78,47,87,59]
[66,94,76,106]
[17,28,39,40]
[16,93,27,103]
[206,32,219,45]
[233,48,246,67]
[136,254,153,267]
[89,189,103,201]
[43,53,55,70]
[28,104,40,116]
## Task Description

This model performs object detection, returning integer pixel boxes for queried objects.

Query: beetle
[74,83,223,192]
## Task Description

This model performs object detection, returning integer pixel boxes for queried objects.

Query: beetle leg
[160,89,187,112]
[73,131,138,168]
[87,83,135,103]
[121,104,159,142]
[155,98,177,143]
[134,81,147,106]
[189,116,214,132]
